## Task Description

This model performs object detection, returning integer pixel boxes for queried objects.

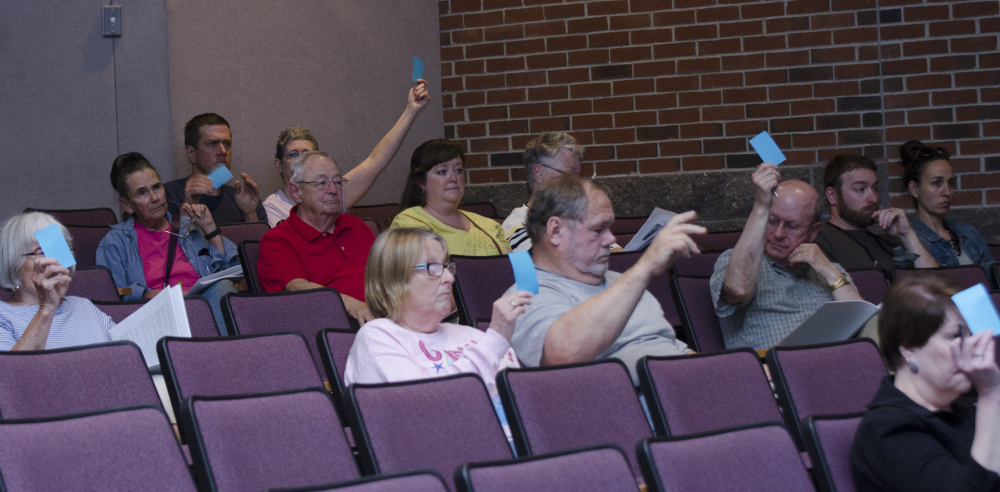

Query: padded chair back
[456,445,639,492]
[637,349,782,437]
[318,328,357,413]
[894,265,989,288]
[638,423,813,492]
[766,338,886,448]
[461,201,498,218]
[157,332,324,418]
[346,374,512,491]
[0,341,161,420]
[848,269,889,305]
[497,360,651,478]
[66,265,120,302]
[609,217,648,234]
[24,207,118,226]
[608,252,682,328]
[237,240,263,293]
[671,275,725,353]
[218,221,269,243]
[803,413,863,492]
[362,218,381,235]
[223,288,353,374]
[65,224,112,268]
[181,388,359,492]
[349,203,400,230]
[280,470,448,491]
[0,405,196,491]
[452,255,514,327]
[93,296,221,338]
[694,231,741,252]
[671,251,722,277]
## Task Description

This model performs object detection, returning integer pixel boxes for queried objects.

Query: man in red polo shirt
[258,151,376,324]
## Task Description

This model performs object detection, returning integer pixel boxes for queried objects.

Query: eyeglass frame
[765,216,811,236]
[294,177,349,190]
[413,262,457,278]
[538,163,575,176]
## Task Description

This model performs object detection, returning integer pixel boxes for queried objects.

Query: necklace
[943,224,963,257]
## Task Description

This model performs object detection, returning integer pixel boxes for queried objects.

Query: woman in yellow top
[391,139,511,256]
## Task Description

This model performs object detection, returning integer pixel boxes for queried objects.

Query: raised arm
[721,163,778,304]
[343,80,431,209]
[540,211,704,365]
[10,258,71,351]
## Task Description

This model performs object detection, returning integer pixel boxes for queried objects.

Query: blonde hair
[365,228,449,321]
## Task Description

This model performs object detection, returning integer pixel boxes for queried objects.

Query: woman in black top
[851,272,1000,491]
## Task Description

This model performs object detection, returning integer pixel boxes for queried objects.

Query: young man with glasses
[261,80,430,227]
[710,163,864,350]
[257,151,375,324]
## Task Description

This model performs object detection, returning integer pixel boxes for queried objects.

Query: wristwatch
[828,273,850,292]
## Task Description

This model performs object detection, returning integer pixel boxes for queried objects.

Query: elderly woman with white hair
[0,212,115,351]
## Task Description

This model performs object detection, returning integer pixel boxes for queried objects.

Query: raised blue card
[412,57,424,83]
[952,283,1000,335]
[749,131,787,166]
[34,223,76,268]
[207,165,234,190]
[508,250,539,295]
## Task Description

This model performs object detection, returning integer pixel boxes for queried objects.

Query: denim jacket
[910,216,995,270]
[95,215,239,300]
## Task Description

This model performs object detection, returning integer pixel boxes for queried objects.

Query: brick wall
[439,0,1000,232]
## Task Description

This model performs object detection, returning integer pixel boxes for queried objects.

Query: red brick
[772,116,815,133]
[929,20,977,38]
[639,158,682,174]
[908,108,955,124]
[740,2,785,19]
[442,76,465,92]
[680,122,723,138]
[452,28,484,44]
[457,123,486,138]
[834,62,879,79]
[766,16,810,33]
[682,155,725,171]
[884,92,929,109]
[524,20,566,38]
[630,28,673,45]
[455,92,485,107]
[658,108,701,124]
[569,82,612,98]
[882,58,927,75]
[652,9,696,26]
[617,143,659,158]
[503,6,544,24]
[468,168,511,184]
[981,53,1000,68]
[701,72,743,88]
[953,1,1000,18]
[610,13,652,30]
[587,0,630,16]
[466,42,505,58]
[702,105,744,121]
[449,0,483,14]
[590,31,630,48]
[723,87,768,104]
[907,74,954,91]
[677,57,721,74]
[506,39,546,55]
[441,46,464,61]
[468,106,508,121]
[743,35,787,51]
[718,20,764,38]
[984,88,1000,102]
[769,84,813,100]
[721,53,765,71]
[903,5,949,22]
[792,132,837,148]
[633,60,676,77]
[699,38,742,55]
[572,114,614,130]
[930,55,977,72]
[465,74,505,90]
[766,49,810,67]
[675,0,715,8]
[464,11,503,28]
[547,35,588,52]
[610,46,653,62]
[788,0,830,14]
[568,49,610,65]
[696,6,740,22]
[679,90,722,107]
[543,3,586,19]
[506,71,547,87]
[439,14,464,30]
[526,53,567,69]
[953,36,999,53]
[551,100,593,115]
[454,60,485,75]
[509,103,550,119]
[676,25,719,41]
[880,24,926,41]
[703,137,747,153]
[615,111,658,127]
[811,12,856,29]
[833,27,878,44]
[484,25,524,41]
[594,160,637,176]
[814,81,859,97]
[951,190,983,206]
[656,75,701,92]
[463,152,489,168]
[745,69,788,85]
[528,85,568,100]
[653,42,698,58]
[746,102,790,118]
[725,120,768,136]
[987,189,1000,204]
[902,39,949,57]
[811,47,855,64]
[487,88,526,104]
[585,144,613,160]
[791,99,836,116]
[444,108,465,123]
[594,97,635,113]
[636,93,678,110]
[489,120,529,135]
[548,67,589,84]
[612,78,656,95]
[486,57,524,72]
[529,116,571,133]
[983,18,1000,34]
[932,89,979,106]
[567,17,609,34]
[660,140,703,155]
[789,31,833,48]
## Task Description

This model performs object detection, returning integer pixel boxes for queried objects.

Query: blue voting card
[749,131,787,166]
[207,165,234,190]
[34,223,76,268]
[412,57,424,82]
[952,283,1000,335]
[508,251,539,295]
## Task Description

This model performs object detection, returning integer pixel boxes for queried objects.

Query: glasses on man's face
[766,216,809,236]
[295,178,348,191]
[539,163,575,176]
[413,262,457,278]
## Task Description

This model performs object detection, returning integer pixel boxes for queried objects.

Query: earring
[906,358,919,374]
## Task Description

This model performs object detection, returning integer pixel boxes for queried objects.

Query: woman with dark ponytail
[901,140,994,270]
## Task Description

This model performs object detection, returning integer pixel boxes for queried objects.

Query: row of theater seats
[0,335,885,491]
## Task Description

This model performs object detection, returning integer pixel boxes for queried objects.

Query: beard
[837,198,878,229]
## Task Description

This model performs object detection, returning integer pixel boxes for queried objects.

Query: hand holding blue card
[508,251,539,295]
[749,131,787,166]
[207,165,234,190]
[34,223,76,268]
[952,284,1000,335]
[412,57,424,83]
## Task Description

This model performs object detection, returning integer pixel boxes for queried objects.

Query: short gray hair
[0,212,75,290]
[289,151,336,183]
[526,175,609,244]
[524,132,584,193]
[274,126,319,160]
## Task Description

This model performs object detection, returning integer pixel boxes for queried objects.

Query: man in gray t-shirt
[506,175,705,384]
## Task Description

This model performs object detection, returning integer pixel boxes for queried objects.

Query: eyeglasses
[284,150,309,160]
[539,163,575,176]
[765,216,810,235]
[295,178,348,190]
[413,262,457,278]
[22,250,44,257]
[916,146,950,161]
